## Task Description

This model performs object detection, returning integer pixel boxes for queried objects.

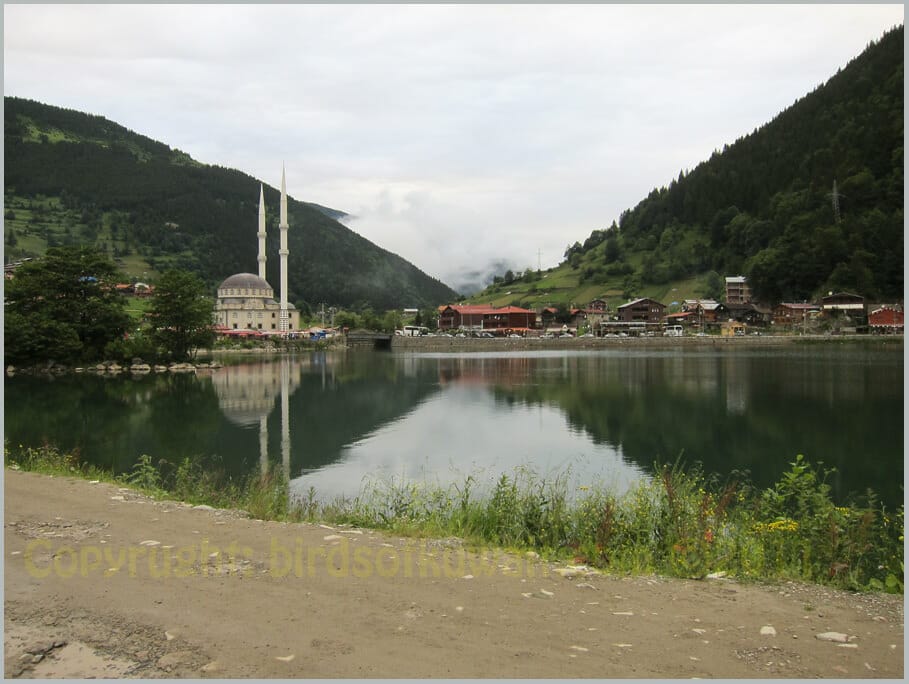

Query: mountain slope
[3,97,458,311]
[473,25,903,308]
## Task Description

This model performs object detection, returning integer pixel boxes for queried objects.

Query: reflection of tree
[490,354,902,504]
[4,373,225,474]
[6,374,148,472]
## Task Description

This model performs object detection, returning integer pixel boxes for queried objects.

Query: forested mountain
[3,97,458,311]
[490,25,903,308]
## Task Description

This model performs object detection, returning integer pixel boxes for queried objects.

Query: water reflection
[3,348,902,506]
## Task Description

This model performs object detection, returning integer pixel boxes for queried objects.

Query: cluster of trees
[563,26,903,303]
[5,247,214,367]
[491,267,543,287]
[330,306,441,334]
[4,96,458,311]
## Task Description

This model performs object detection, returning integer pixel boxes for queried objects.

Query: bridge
[345,331,392,351]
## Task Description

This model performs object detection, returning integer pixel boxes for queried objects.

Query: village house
[616,297,666,323]
[868,305,903,334]
[820,292,867,329]
[568,299,610,333]
[664,310,697,329]
[4,258,33,280]
[539,307,559,331]
[587,298,608,312]
[821,292,866,314]
[437,304,538,334]
[681,299,725,329]
[724,302,771,326]
[772,302,821,329]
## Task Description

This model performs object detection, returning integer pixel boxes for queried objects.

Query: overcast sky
[3,4,904,291]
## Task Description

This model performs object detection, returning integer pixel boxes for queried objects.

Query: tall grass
[5,443,903,593]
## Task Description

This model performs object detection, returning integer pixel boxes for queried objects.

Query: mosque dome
[219,273,272,291]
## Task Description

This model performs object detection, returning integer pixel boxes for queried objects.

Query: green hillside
[470,25,904,309]
[3,97,458,311]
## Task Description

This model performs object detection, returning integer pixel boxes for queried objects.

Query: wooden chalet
[438,304,538,333]
[773,302,820,328]
[822,292,865,313]
[724,302,771,326]
[616,297,665,324]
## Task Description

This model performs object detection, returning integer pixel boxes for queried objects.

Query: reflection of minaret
[210,361,302,480]
[279,165,290,332]
[257,184,267,280]
[281,357,291,480]
[259,415,269,477]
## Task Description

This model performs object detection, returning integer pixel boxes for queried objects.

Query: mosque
[213,168,301,333]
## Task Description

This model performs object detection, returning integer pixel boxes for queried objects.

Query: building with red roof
[868,305,903,333]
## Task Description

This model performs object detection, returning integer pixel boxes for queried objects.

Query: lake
[3,345,903,507]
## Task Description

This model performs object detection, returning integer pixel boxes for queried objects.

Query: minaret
[279,165,290,332]
[257,184,267,280]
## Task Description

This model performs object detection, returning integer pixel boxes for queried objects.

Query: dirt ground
[3,469,904,678]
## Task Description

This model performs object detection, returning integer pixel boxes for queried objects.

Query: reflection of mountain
[284,353,442,474]
[487,352,903,504]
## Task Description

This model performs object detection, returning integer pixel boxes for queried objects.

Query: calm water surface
[4,347,903,506]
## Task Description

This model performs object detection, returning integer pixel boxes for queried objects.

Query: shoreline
[6,334,901,376]
[389,333,904,352]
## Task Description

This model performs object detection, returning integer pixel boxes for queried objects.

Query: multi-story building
[725,276,752,304]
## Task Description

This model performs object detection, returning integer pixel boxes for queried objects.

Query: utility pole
[537,248,542,272]
[830,179,841,224]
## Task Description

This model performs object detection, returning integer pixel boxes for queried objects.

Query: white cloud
[4,3,903,285]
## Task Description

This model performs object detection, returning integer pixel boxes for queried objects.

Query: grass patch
[6,444,903,593]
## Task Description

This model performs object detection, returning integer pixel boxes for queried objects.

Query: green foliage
[4,246,131,365]
[148,269,215,361]
[617,27,903,302]
[103,330,160,364]
[700,270,725,301]
[6,442,904,593]
[382,309,403,333]
[126,454,164,492]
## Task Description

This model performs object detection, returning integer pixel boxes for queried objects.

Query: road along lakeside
[4,469,903,678]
